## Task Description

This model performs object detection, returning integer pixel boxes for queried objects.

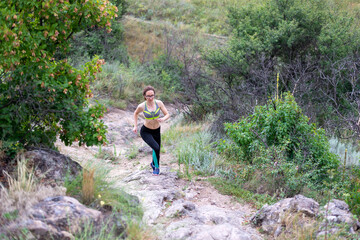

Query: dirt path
[56,106,263,240]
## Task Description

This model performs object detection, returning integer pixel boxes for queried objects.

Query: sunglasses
[145,95,155,98]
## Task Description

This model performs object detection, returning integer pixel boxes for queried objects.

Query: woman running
[133,86,170,175]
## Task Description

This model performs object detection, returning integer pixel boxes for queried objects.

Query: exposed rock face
[24,149,82,184]
[251,194,319,235]
[251,195,360,239]
[4,196,128,240]
[317,199,360,238]
[119,167,263,240]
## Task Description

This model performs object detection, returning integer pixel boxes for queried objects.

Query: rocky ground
[56,105,264,240]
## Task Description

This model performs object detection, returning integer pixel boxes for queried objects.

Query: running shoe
[153,168,160,175]
[150,162,155,170]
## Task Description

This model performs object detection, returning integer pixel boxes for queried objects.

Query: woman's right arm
[133,104,143,133]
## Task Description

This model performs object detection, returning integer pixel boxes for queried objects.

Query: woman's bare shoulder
[156,99,164,106]
[136,102,146,111]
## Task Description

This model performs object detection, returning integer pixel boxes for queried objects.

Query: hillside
[2,0,360,239]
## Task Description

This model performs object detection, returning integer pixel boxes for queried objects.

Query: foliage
[0,0,118,150]
[66,0,128,63]
[221,93,340,186]
[127,0,246,35]
[345,167,360,217]
[143,54,184,101]
[163,120,219,179]
[93,61,127,99]
[201,0,360,139]
[176,131,217,178]
[68,20,128,65]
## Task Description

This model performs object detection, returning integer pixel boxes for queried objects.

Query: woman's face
[144,90,155,101]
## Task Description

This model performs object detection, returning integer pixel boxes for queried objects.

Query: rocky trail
[56,106,264,240]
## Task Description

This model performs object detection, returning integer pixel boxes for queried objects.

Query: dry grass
[0,154,65,217]
[276,212,319,240]
[122,17,166,61]
[82,168,95,204]
[126,221,156,240]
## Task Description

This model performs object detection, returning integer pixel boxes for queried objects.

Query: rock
[4,196,112,240]
[120,167,263,240]
[24,148,82,184]
[251,194,319,235]
[28,196,102,235]
[165,199,196,218]
[317,199,360,239]
[165,219,261,240]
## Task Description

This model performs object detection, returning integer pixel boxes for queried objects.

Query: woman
[133,86,170,175]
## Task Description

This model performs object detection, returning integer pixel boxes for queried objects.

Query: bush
[221,93,340,187]
[345,167,360,217]
[67,0,128,65]
[0,0,116,152]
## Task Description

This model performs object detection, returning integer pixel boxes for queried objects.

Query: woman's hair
[142,85,155,99]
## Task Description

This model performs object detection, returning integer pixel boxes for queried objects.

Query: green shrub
[345,167,360,217]
[141,54,184,101]
[176,131,217,177]
[68,22,129,65]
[0,1,115,151]
[222,93,340,186]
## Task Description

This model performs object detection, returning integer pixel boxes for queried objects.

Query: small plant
[95,145,120,161]
[175,130,218,180]
[125,220,154,240]
[5,155,36,193]
[127,145,139,160]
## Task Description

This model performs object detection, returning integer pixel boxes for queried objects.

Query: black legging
[140,125,161,168]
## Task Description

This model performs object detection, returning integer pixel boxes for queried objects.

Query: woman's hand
[133,126,137,133]
[157,118,164,123]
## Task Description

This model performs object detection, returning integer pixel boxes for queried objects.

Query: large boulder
[24,148,82,185]
[251,195,360,239]
[251,195,319,236]
[5,196,126,240]
[317,199,360,239]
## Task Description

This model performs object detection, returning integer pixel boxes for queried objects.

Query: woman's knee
[153,144,160,152]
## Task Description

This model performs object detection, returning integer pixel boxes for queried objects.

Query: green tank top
[144,101,160,120]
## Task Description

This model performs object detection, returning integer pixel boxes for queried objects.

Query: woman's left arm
[157,100,170,123]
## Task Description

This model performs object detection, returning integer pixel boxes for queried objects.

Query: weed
[125,220,155,240]
[95,145,120,162]
[127,145,139,160]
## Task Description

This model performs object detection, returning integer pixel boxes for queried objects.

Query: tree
[202,0,360,137]
[0,0,118,153]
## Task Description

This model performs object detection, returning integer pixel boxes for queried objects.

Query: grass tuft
[82,168,95,205]
[0,154,66,225]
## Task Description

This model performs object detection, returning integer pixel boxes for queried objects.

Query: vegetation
[2,0,360,238]
[0,0,119,155]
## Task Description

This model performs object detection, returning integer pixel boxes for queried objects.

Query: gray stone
[119,167,263,240]
[165,199,196,218]
[28,196,102,234]
[24,149,82,184]
[317,199,360,239]
[251,194,319,235]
